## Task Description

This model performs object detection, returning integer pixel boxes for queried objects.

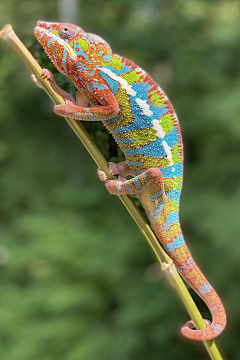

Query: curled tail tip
[181,317,226,341]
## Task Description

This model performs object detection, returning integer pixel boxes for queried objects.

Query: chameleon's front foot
[31,68,54,88]
[42,69,54,82]
[41,68,54,82]
[32,69,76,105]
[53,101,77,117]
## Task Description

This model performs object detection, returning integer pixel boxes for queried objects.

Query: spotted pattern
[35,21,226,341]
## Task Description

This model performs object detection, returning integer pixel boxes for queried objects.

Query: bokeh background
[0,1,240,359]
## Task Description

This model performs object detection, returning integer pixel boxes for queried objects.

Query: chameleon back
[100,56,183,199]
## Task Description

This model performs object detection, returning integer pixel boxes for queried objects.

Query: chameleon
[33,20,226,341]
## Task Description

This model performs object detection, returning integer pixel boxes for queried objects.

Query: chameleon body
[34,21,226,341]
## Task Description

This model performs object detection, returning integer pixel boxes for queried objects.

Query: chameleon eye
[59,26,76,39]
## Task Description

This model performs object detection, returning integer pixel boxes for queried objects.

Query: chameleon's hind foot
[109,161,135,177]
[97,161,134,182]
[108,162,121,176]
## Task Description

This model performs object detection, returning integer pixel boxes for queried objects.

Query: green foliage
[0,0,240,359]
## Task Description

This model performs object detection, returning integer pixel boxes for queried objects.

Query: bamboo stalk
[0,24,224,360]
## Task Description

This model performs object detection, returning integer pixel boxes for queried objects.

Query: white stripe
[101,68,136,96]
[152,119,165,139]
[135,98,153,116]
[162,140,174,166]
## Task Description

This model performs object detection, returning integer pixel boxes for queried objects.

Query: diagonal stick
[0,24,224,360]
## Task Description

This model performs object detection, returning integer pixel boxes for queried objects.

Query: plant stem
[0,24,224,360]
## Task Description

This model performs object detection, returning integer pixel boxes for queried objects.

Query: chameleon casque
[34,21,226,341]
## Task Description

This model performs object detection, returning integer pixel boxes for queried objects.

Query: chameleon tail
[139,168,226,340]
[106,166,227,340]
[162,234,227,340]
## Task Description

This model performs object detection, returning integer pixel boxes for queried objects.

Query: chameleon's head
[35,21,112,76]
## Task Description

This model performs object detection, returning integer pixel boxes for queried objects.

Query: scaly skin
[34,21,226,341]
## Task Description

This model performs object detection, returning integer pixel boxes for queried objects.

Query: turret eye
[59,26,76,39]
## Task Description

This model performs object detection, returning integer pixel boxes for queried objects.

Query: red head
[35,21,112,77]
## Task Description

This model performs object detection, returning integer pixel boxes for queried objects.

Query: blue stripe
[132,177,143,191]
[163,235,184,252]
[153,201,164,219]
[79,108,99,121]
[111,123,153,136]
[213,324,222,334]
[198,283,213,296]
[131,81,154,95]
[142,172,148,186]
[100,71,119,94]
[123,138,166,157]
[148,189,164,201]
[163,127,181,148]
[117,64,133,74]
[103,55,112,62]
[91,82,109,90]
[158,163,183,178]
[118,129,180,159]
[125,182,135,194]
[128,163,183,180]
[161,211,179,230]
[167,189,181,201]
[103,116,119,125]
[116,137,134,145]
[176,256,195,273]
[62,48,69,73]
[70,38,89,61]
[109,104,169,138]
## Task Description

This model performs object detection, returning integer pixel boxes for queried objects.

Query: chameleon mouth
[34,25,77,60]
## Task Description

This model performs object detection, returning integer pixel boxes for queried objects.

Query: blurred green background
[0,0,240,359]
